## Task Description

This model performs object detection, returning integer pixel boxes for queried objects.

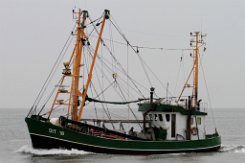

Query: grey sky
[0,0,244,109]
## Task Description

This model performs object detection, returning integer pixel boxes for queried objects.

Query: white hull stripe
[30,132,220,152]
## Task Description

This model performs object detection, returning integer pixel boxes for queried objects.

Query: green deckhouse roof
[138,103,207,116]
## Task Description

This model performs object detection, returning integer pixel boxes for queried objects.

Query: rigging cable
[174,50,186,95]
[27,24,76,117]
[199,52,217,129]
[90,35,193,52]
[108,17,152,87]
[85,42,141,126]
[109,16,178,97]
[90,81,116,129]
[86,43,148,99]
[85,45,116,129]
[89,30,143,122]
[117,84,143,129]
[98,43,115,129]
[37,36,75,115]
[88,15,146,98]
[127,43,130,127]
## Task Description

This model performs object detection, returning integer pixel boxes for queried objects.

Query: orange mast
[77,10,110,121]
[47,10,109,121]
[71,10,88,121]
[190,31,206,108]
[192,32,199,108]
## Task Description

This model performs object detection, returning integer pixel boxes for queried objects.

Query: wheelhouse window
[165,114,170,122]
[158,114,163,121]
[197,117,202,125]
[154,114,158,121]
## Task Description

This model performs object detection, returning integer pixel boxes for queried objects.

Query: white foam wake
[17,145,90,156]
[234,146,245,153]
[220,145,245,153]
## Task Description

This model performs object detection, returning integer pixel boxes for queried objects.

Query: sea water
[0,108,245,163]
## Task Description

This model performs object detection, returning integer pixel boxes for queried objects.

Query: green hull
[25,117,221,154]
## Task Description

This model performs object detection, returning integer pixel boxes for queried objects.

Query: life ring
[191,127,198,135]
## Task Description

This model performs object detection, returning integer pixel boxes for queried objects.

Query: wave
[16,145,91,156]
[17,145,245,156]
[220,145,245,153]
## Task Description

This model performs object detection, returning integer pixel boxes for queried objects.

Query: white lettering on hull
[49,128,64,136]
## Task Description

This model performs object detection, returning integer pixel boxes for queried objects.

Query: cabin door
[171,114,176,138]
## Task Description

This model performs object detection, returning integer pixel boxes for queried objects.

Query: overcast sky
[0,0,244,109]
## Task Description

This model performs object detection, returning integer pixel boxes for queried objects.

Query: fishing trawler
[25,9,221,154]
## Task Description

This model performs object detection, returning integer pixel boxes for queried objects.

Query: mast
[77,10,110,121]
[193,32,199,108]
[71,9,88,121]
[186,32,200,140]
[184,32,206,139]
[46,9,109,122]
[190,32,205,108]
